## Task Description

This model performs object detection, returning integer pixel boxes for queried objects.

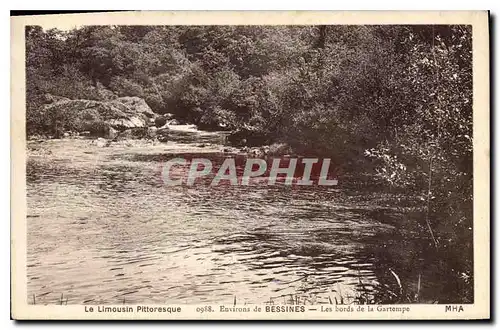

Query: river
[26,126,441,305]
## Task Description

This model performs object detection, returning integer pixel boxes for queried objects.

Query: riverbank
[26,126,471,305]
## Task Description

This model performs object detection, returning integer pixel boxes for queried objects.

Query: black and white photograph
[10,11,490,320]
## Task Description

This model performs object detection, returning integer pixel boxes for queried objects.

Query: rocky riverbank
[29,94,294,158]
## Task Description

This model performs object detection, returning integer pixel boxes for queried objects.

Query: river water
[26,127,440,305]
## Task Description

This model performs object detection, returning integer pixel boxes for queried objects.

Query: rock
[40,96,156,136]
[147,126,158,138]
[116,129,133,141]
[223,147,237,153]
[168,119,180,125]
[158,136,169,143]
[96,84,117,101]
[249,148,264,157]
[80,131,91,137]
[63,132,70,138]
[93,137,107,148]
[113,96,155,118]
[262,145,270,155]
[106,116,146,130]
[43,94,70,104]
[156,126,169,143]
[106,126,118,139]
[154,116,168,128]
[228,127,271,147]
[248,146,270,157]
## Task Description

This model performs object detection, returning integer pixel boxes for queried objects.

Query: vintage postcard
[11,11,490,320]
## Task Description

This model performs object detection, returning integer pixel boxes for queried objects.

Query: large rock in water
[40,96,157,137]
[106,116,146,130]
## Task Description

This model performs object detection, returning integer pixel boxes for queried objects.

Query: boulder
[154,116,168,128]
[105,116,146,130]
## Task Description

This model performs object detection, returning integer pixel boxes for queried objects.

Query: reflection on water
[27,138,438,305]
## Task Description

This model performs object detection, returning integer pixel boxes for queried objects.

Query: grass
[32,293,68,305]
